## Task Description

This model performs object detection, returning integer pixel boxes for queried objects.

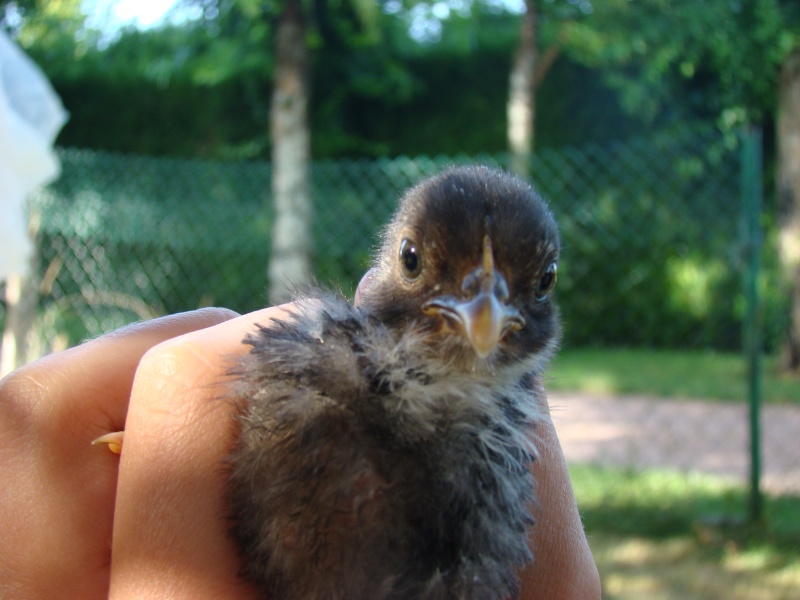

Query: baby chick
[227,165,561,600]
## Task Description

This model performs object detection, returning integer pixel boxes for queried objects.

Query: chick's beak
[423,235,525,358]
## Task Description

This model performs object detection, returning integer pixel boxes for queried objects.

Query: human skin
[0,306,600,600]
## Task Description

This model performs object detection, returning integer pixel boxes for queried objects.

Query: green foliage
[49,69,269,157]
[6,0,799,160]
[5,0,647,159]
[1,0,96,72]
[316,4,637,157]
[561,0,795,129]
[175,0,273,85]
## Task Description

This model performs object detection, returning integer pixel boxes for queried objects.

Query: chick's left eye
[535,262,557,301]
[399,238,422,280]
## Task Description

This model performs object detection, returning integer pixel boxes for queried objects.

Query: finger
[519,412,601,599]
[109,306,290,599]
[0,307,238,600]
[8,307,240,442]
[92,431,125,454]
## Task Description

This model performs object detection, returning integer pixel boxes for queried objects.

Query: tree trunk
[777,45,800,373]
[268,0,312,305]
[507,0,537,179]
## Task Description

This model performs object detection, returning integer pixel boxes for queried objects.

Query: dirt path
[548,391,800,496]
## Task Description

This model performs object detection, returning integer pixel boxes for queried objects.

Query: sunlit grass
[548,347,800,403]
[553,349,800,597]
[589,533,800,600]
[570,464,800,599]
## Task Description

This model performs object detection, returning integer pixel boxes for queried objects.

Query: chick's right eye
[535,262,558,301]
[399,238,421,280]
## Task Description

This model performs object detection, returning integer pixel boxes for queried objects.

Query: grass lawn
[570,464,800,599]
[547,347,800,403]
[589,533,800,600]
[550,348,800,596]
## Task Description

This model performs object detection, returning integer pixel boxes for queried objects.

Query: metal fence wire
[2,125,798,536]
[18,125,786,353]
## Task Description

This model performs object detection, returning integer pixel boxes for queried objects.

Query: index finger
[109,306,290,599]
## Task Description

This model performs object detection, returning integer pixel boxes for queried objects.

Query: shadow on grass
[570,464,800,551]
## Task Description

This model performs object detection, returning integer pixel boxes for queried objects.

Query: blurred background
[2,0,800,596]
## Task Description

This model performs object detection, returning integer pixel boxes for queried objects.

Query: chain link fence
[3,128,793,412]
[1,125,798,592]
[17,126,786,351]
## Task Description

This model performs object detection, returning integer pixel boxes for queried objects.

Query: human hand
[0,304,599,599]
[520,392,601,599]
[0,307,249,599]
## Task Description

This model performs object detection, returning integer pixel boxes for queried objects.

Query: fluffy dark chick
[227,165,561,600]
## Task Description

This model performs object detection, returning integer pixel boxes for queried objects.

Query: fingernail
[91,431,124,454]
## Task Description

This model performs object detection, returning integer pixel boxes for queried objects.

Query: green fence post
[740,125,763,523]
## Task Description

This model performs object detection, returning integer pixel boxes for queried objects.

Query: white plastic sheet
[0,30,67,279]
